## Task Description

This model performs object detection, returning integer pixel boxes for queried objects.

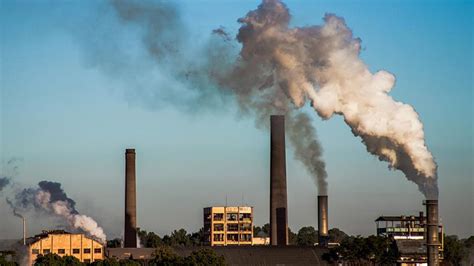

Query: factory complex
[5,115,444,265]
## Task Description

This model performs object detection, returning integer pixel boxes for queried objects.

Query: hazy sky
[1,0,472,240]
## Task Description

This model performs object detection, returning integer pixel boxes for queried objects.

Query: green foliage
[150,245,183,265]
[138,229,163,248]
[296,226,318,246]
[90,257,120,266]
[253,223,270,237]
[328,228,348,243]
[0,253,17,266]
[184,249,226,266]
[34,253,83,266]
[162,229,192,247]
[444,235,468,265]
[322,235,397,264]
[288,227,297,245]
[107,238,122,248]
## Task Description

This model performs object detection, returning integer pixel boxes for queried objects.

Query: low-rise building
[375,212,444,265]
[203,206,253,246]
[27,230,104,265]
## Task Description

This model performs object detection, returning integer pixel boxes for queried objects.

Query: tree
[288,227,297,245]
[328,228,348,243]
[90,258,120,266]
[189,228,205,246]
[184,249,226,266]
[444,235,467,265]
[0,253,17,266]
[296,226,318,246]
[151,245,183,265]
[106,238,122,248]
[138,229,163,248]
[34,254,82,265]
[163,229,192,247]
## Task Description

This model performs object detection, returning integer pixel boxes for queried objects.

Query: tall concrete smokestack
[124,148,137,248]
[425,200,439,265]
[318,195,329,247]
[270,115,288,246]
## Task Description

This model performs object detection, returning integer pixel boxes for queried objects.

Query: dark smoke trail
[7,180,106,242]
[0,177,10,192]
[78,0,329,194]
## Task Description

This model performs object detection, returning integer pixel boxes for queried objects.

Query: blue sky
[1,0,472,239]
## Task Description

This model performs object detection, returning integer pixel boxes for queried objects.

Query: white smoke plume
[230,0,437,198]
[79,0,436,198]
[8,181,107,243]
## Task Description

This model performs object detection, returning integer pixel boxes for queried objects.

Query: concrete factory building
[27,230,104,265]
[375,209,444,265]
[203,206,254,246]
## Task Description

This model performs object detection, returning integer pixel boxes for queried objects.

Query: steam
[7,181,107,243]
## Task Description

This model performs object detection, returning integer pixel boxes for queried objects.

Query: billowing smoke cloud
[7,181,107,243]
[80,0,436,198]
[230,0,437,199]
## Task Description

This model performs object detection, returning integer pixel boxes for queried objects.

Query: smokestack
[23,217,26,245]
[124,148,137,248]
[318,195,329,247]
[270,115,288,246]
[425,200,439,265]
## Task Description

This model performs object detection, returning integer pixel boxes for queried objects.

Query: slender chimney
[270,115,288,246]
[124,148,137,248]
[425,200,439,265]
[318,195,329,247]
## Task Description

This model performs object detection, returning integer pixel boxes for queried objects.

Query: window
[227,224,239,232]
[32,249,39,254]
[94,248,102,254]
[213,234,224,241]
[84,248,91,254]
[58,249,65,254]
[43,249,50,254]
[227,213,238,221]
[213,223,224,231]
[72,249,80,254]
[84,259,91,263]
[240,234,252,241]
[239,213,252,221]
[213,213,224,221]
[240,223,252,231]
[227,234,238,241]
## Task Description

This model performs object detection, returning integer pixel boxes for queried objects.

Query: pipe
[425,200,439,265]
[124,148,137,248]
[318,195,329,247]
[270,115,288,246]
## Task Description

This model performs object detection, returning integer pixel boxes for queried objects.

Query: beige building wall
[204,206,253,246]
[28,233,104,265]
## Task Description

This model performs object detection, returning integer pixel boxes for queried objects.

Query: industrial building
[375,206,444,265]
[203,206,254,246]
[26,230,104,265]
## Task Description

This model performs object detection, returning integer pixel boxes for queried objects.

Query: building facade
[203,206,253,246]
[375,213,444,265]
[27,230,104,265]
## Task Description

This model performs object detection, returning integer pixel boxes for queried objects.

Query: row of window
[213,233,252,242]
[32,248,101,254]
[212,213,252,221]
[213,223,252,232]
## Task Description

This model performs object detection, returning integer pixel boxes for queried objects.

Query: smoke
[0,177,10,192]
[227,0,437,198]
[7,181,107,243]
[80,0,437,198]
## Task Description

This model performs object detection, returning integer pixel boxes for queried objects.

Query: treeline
[31,246,225,266]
